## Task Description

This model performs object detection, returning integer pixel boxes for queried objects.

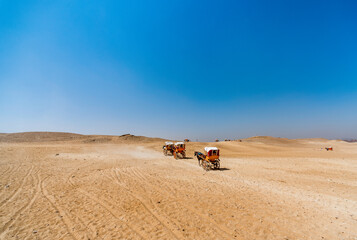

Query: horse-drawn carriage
[173,142,186,159]
[163,142,174,156]
[325,146,333,151]
[194,147,220,171]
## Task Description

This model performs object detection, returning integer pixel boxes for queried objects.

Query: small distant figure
[215,139,219,142]
[325,146,333,151]
[184,139,190,142]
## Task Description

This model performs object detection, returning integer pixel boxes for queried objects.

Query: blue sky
[0,0,356,141]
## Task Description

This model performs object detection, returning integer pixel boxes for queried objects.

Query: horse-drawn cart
[163,142,174,156]
[173,142,186,159]
[194,147,220,171]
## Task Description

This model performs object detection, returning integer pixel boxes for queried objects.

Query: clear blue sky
[1,0,356,141]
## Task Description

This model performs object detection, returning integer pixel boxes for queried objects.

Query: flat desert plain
[0,132,356,240]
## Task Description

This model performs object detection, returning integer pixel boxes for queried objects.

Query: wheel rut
[0,165,34,208]
[0,172,42,239]
[0,163,23,193]
[68,175,146,240]
[120,167,235,239]
[40,176,79,240]
[112,169,184,240]
[0,165,11,176]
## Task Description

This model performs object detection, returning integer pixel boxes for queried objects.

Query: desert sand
[0,132,356,239]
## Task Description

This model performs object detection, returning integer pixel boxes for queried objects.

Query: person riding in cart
[173,142,186,159]
[195,147,220,171]
[163,142,174,156]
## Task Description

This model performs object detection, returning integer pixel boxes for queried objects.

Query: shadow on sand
[215,167,230,171]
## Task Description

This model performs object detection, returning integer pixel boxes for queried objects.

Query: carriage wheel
[202,161,210,171]
[214,160,220,169]
[202,161,207,170]
[206,162,211,171]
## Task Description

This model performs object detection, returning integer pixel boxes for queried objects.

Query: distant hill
[236,136,333,147]
[241,136,291,143]
[0,132,85,142]
[0,132,167,143]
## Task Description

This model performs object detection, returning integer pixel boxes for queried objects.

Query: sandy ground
[0,133,356,240]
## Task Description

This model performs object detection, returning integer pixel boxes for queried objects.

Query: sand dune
[0,132,356,239]
[0,132,167,144]
[0,132,85,142]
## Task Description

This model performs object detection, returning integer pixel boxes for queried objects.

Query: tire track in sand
[115,169,192,238]
[112,169,183,240]
[116,168,188,234]
[64,164,102,240]
[97,169,164,238]
[0,165,11,176]
[67,175,145,240]
[40,176,79,240]
[0,172,42,239]
[0,163,23,193]
[0,165,34,208]
[122,167,235,239]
